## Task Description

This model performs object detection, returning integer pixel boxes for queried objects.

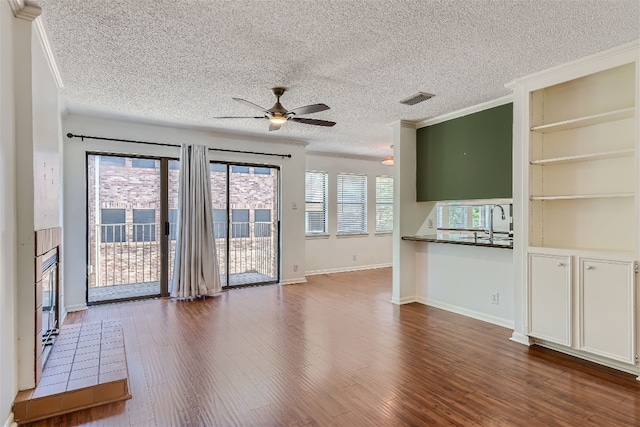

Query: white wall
[62,114,308,311]
[415,243,514,328]
[305,153,392,274]
[0,1,18,424]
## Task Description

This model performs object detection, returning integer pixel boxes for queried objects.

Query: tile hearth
[13,320,131,424]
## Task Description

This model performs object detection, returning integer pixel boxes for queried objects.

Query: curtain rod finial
[66,133,73,138]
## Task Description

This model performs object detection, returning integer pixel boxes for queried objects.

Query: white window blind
[305,171,328,235]
[337,173,367,234]
[376,176,393,232]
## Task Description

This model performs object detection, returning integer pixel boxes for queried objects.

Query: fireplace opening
[41,250,59,366]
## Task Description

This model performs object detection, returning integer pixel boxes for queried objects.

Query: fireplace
[34,227,62,384]
[41,249,59,364]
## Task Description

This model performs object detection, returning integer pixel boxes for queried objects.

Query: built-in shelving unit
[528,61,636,252]
[509,41,639,370]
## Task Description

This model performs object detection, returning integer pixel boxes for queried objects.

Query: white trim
[506,40,639,91]
[390,295,417,305]
[306,150,382,162]
[9,0,41,20]
[416,296,515,329]
[306,263,392,276]
[509,332,533,346]
[279,277,308,285]
[388,120,418,129]
[416,95,513,128]
[3,412,17,427]
[33,18,64,89]
[65,303,88,312]
[532,339,640,377]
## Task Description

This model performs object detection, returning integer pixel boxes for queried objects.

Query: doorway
[210,163,280,287]
[87,154,279,303]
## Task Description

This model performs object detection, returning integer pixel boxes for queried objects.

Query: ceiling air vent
[399,92,435,106]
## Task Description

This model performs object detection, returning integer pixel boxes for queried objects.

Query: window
[305,171,328,235]
[254,209,271,237]
[231,166,250,174]
[131,158,157,169]
[168,209,178,240]
[254,167,271,175]
[436,204,492,230]
[210,163,227,173]
[213,209,227,239]
[169,160,180,170]
[337,173,367,234]
[375,176,393,232]
[101,209,126,243]
[231,209,249,238]
[133,209,156,242]
[100,156,125,167]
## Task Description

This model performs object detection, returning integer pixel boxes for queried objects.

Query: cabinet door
[579,258,635,364]
[528,253,572,346]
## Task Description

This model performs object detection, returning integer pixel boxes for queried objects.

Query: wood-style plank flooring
[28,268,640,426]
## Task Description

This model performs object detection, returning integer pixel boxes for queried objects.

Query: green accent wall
[416,103,513,201]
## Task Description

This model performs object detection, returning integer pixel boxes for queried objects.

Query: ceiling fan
[215,87,336,131]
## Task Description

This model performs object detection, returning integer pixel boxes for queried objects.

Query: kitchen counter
[402,233,513,249]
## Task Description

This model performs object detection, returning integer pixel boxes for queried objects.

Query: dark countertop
[402,233,513,249]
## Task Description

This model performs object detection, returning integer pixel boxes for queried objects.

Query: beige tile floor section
[13,320,131,424]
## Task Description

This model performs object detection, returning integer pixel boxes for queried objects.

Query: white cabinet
[529,254,636,363]
[579,258,635,364]
[528,254,571,346]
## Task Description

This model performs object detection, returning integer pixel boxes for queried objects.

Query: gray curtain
[171,144,221,298]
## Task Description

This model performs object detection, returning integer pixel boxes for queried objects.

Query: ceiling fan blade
[288,103,330,116]
[269,123,283,131]
[290,117,336,127]
[232,98,269,113]
[213,116,264,119]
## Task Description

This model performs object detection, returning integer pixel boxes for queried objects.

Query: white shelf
[530,149,634,166]
[530,193,634,201]
[530,107,635,134]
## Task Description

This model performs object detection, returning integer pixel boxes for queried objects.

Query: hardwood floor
[27,268,640,426]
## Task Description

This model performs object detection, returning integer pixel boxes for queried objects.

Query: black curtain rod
[66,133,292,159]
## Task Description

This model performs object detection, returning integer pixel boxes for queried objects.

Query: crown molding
[306,150,381,162]
[388,120,418,129]
[9,0,41,20]
[33,18,64,89]
[9,0,64,89]
[505,39,639,91]
[416,95,513,128]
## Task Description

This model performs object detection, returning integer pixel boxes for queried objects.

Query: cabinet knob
[557,262,564,267]
[585,265,593,270]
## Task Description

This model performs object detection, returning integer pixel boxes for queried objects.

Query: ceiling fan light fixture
[381,156,394,166]
[269,114,288,125]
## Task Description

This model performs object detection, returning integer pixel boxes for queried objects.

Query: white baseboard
[4,411,16,427]
[416,296,514,329]
[305,263,392,276]
[279,277,308,285]
[390,296,417,305]
[533,339,640,377]
[509,332,532,346]
[65,303,88,312]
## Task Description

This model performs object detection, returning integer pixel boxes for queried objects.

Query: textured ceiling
[36,0,639,157]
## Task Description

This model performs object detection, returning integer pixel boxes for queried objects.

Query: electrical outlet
[293,264,298,272]
[491,293,499,305]
[353,255,357,261]
[428,218,433,228]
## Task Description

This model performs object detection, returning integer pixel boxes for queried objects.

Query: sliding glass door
[87,154,279,303]
[87,154,168,303]
[211,163,280,287]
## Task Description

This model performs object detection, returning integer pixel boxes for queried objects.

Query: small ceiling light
[269,114,288,125]
[381,156,394,166]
